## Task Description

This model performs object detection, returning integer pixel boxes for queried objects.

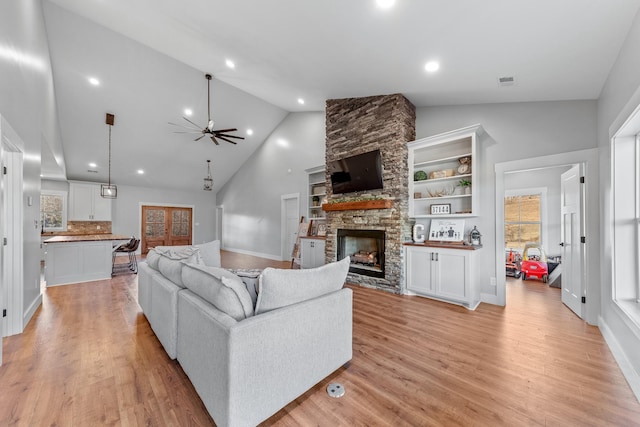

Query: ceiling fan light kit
[170,73,245,146]
[101,112,118,199]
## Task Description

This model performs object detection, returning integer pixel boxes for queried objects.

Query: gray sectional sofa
[138,242,353,427]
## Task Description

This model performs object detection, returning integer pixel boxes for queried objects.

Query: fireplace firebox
[337,229,385,278]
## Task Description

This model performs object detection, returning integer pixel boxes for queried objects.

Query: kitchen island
[43,234,130,286]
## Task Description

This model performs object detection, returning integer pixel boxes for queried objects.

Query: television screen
[328,149,383,195]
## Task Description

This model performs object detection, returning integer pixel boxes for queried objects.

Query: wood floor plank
[0,251,638,426]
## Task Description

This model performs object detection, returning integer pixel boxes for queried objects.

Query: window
[504,192,542,249]
[40,190,67,232]
[611,119,640,327]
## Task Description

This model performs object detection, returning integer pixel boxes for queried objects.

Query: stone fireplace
[337,229,385,278]
[324,94,415,293]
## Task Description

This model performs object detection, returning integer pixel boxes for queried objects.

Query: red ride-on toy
[520,242,548,283]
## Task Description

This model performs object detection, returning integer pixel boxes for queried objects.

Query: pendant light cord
[108,124,112,186]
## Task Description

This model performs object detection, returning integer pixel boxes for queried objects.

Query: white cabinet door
[69,183,94,220]
[301,238,325,269]
[405,246,435,295]
[92,189,112,221]
[434,251,467,301]
[69,182,112,221]
[405,245,478,309]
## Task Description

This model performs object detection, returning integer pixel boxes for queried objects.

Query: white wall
[0,1,65,324]
[216,112,325,259]
[111,184,217,244]
[597,7,640,399]
[414,101,597,297]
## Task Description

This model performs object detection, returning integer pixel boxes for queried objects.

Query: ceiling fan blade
[216,135,238,145]
[194,134,206,141]
[183,116,204,129]
[213,128,237,133]
[173,130,204,134]
[216,133,245,140]
[210,135,219,145]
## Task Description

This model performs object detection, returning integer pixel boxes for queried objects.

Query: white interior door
[560,164,584,318]
[281,194,300,261]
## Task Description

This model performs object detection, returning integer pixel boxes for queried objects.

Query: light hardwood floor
[1,251,639,426]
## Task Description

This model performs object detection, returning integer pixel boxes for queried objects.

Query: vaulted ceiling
[41,0,640,191]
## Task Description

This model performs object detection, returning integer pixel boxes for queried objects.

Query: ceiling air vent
[498,76,516,87]
[87,169,98,173]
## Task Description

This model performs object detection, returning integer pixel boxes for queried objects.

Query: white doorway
[495,148,599,325]
[281,193,300,261]
[1,124,25,341]
[216,205,224,248]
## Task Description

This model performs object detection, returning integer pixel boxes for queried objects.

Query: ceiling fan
[170,73,245,145]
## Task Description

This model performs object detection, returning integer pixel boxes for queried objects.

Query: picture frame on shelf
[429,203,451,215]
[428,219,465,242]
[316,223,327,237]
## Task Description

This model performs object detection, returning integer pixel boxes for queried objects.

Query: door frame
[494,148,599,325]
[216,205,224,248]
[280,193,300,261]
[139,202,195,253]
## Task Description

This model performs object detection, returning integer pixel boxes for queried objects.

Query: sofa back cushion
[157,247,202,288]
[255,256,350,315]
[146,248,161,270]
[195,240,221,267]
[181,263,254,321]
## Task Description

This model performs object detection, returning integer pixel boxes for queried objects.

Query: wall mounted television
[328,149,383,195]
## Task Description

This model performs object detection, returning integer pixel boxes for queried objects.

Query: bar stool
[112,237,140,275]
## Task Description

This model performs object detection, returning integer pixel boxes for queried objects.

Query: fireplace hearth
[337,229,385,278]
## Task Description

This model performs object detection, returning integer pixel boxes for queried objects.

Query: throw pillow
[195,240,221,267]
[255,256,350,315]
[157,247,202,288]
[181,263,254,320]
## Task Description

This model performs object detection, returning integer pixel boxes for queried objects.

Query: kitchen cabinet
[69,182,112,221]
[404,244,480,309]
[300,237,325,269]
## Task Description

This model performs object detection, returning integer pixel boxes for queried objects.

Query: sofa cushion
[157,247,202,288]
[146,249,162,270]
[255,256,350,315]
[195,240,221,267]
[181,263,254,320]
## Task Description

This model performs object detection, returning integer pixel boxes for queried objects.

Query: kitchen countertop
[43,234,131,243]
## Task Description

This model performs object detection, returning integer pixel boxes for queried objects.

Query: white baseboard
[23,293,43,329]
[599,315,640,402]
[222,246,284,261]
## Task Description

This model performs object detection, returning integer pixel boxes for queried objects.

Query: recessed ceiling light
[376,0,395,8]
[277,138,289,148]
[297,98,305,105]
[184,108,193,116]
[88,77,100,86]
[225,59,235,69]
[89,162,97,168]
[246,129,254,136]
[424,61,440,73]
[137,169,144,175]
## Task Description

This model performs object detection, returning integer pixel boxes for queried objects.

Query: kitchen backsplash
[65,221,112,234]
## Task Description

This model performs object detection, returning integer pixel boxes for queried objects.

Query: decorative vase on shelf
[465,186,472,195]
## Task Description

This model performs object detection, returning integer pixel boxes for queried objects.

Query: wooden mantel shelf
[322,199,392,211]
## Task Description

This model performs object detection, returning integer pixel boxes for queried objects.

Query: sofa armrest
[176,287,352,427]
[227,287,352,426]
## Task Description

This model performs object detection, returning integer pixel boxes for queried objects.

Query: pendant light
[101,113,117,198]
[203,160,213,191]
